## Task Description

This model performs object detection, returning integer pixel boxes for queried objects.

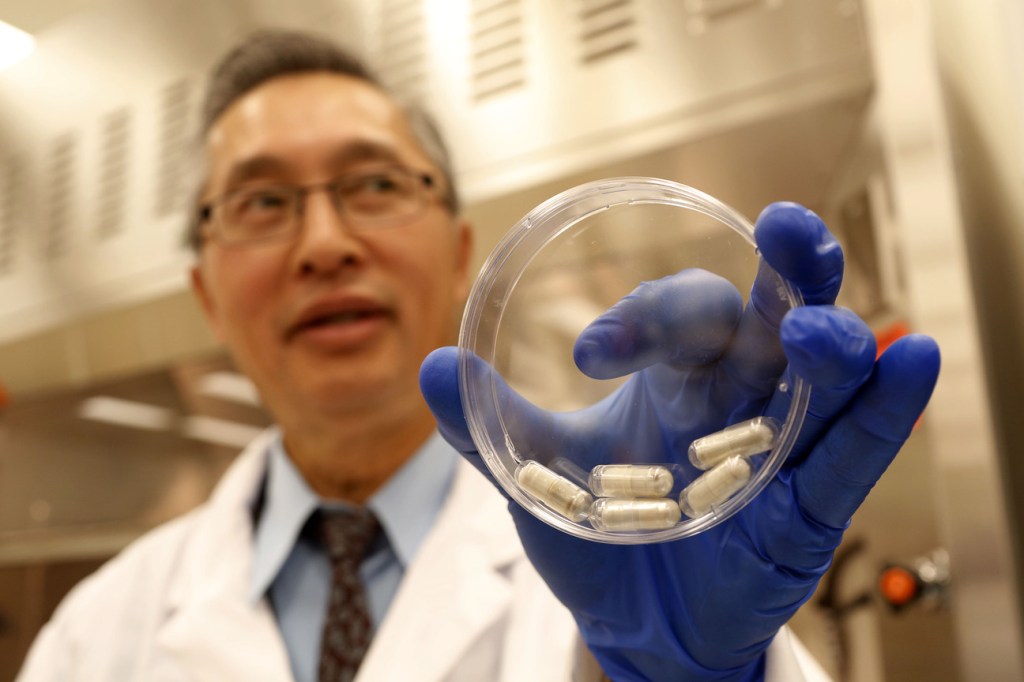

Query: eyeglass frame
[195,165,442,247]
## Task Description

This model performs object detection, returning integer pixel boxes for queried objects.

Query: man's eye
[244,191,290,210]
[361,175,401,193]
[222,189,293,230]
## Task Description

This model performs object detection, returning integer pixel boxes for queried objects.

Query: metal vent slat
[45,134,76,259]
[473,3,519,34]
[155,79,192,218]
[376,0,428,99]
[581,17,634,43]
[581,33,637,63]
[683,0,776,34]
[382,49,427,74]
[388,70,429,94]
[684,0,770,20]
[470,0,525,101]
[472,30,520,58]
[473,70,525,100]
[471,0,517,16]
[580,0,628,19]
[474,42,524,76]
[97,108,131,241]
[578,0,638,64]
[379,14,425,49]
[0,155,23,275]
[381,0,421,23]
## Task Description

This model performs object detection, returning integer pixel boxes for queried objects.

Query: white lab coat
[18,430,830,682]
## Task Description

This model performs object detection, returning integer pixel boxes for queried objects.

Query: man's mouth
[287,301,392,342]
[300,310,380,328]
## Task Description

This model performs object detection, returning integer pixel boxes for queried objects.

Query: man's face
[191,73,472,424]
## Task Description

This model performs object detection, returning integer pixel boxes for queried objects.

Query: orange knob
[880,566,918,606]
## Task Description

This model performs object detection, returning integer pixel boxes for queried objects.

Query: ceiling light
[0,21,35,71]
[78,396,176,431]
[196,371,261,406]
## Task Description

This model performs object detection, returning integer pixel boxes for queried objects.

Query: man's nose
[291,188,368,276]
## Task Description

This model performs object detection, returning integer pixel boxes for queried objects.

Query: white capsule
[679,456,752,518]
[516,461,593,522]
[589,498,682,532]
[588,464,674,498]
[688,417,780,470]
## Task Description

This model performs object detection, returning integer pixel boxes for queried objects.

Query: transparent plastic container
[459,177,810,544]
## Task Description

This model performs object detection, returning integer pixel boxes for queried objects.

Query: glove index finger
[420,346,478,454]
[716,203,845,395]
[754,202,845,308]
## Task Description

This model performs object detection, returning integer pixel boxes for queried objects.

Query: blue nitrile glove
[420,202,940,681]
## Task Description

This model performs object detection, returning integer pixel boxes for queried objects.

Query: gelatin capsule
[589,464,674,498]
[679,456,751,518]
[589,498,682,532]
[688,417,779,470]
[516,461,593,522]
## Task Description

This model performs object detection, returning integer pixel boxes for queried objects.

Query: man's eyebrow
[224,155,290,188]
[327,141,405,168]
[219,141,413,192]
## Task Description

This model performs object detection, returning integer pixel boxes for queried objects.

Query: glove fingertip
[419,346,474,448]
[877,334,941,409]
[573,330,623,380]
[755,203,844,306]
[573,336,602,377]
[780,307,876,388]
[882,332,940,368]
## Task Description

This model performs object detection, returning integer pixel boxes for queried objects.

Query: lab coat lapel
[156,431,294,681]
[357,461,523,682]
[156,596,290,681]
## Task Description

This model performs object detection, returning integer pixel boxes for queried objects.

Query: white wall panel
[0,0,868,344]
[0,0,372,345]
[412,0,870,200]
[0,0,250,343]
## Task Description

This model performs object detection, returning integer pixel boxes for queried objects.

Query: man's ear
[190,264,227,342]
[453,218,474,302]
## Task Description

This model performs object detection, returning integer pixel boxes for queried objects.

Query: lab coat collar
[247,435,318,606]
[357,459,526,681]
[156,428,295,681]
[154,429,529,682]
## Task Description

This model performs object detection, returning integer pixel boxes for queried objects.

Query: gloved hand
[420,202,940,681]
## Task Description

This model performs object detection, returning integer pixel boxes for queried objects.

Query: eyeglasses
[198,166,439,246]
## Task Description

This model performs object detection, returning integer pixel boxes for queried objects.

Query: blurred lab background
[0,0,1022,679]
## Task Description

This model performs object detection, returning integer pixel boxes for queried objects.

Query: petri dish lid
[459,177,809,544]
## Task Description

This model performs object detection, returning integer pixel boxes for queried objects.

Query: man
[18,30,940,682]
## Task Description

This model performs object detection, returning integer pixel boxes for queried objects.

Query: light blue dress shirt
[248,432,459,682]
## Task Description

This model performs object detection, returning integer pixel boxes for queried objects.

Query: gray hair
[187,29,460,251]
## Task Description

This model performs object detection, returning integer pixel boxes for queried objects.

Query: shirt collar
[248,434,318,604]
[368,432,457,567]
[248,431,458,604]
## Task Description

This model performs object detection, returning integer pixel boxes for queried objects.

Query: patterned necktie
[316,508,380,682]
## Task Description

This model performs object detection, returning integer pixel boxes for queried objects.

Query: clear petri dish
[459,177,810,544]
